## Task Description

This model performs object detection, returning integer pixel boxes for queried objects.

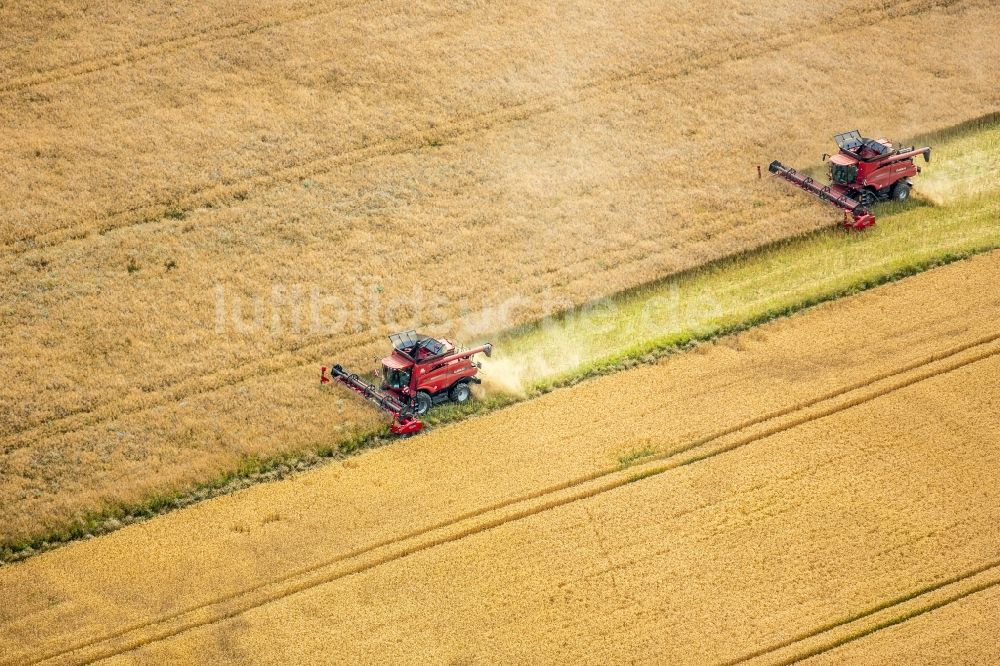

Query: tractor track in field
[723,560,1000,665]
[0,0,971,257]
[0,0,956,97]
[15,333,1000,666]
[0,0,361,94]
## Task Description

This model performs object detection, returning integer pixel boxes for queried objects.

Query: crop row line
[1,0,966,256]
[0,1,361,94]
[19,332,1000,666]
[0,325,372,450]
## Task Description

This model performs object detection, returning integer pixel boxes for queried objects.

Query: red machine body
[321,330,493,435]
[769,130,931,229]
[378,330,492,412]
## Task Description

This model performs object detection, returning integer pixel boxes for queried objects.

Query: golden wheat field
[2,251,998,665]
[2,0,1000,548]
[112,353,1000,666]
[4,1,1000,663]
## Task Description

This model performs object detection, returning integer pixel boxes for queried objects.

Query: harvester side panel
[413,343,493,395]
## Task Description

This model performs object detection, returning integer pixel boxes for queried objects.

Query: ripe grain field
[110,353,999,666]
[1,251,998,665]
[1,0,999,552]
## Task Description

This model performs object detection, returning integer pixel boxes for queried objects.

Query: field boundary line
[16,334,1000,666]
[1,237,995,451]
[722,560,1000,665]
[2,223,996,454]
[0,0,972,255]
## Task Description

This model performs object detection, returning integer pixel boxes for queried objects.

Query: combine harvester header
[322,364,425,435]
[769,130,931,230]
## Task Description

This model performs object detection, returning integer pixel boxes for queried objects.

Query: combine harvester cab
[322,330,492,435]
[769,130,931,230]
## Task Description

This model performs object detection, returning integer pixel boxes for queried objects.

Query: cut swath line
[0,0,970,256]
[16,334,1000,666]
[721,560,1000,666]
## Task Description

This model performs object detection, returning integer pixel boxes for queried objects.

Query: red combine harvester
[321,330,492,435]
[769,130,931,229]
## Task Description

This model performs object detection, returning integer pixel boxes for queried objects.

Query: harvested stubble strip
[0,252,999,664]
